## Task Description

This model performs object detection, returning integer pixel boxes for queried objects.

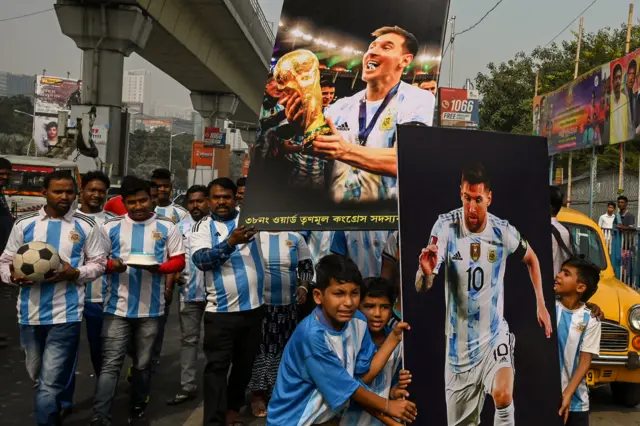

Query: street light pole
[168,132,186,171]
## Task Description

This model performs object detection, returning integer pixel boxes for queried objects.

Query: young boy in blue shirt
[267,254,418,426]
[554,258,602,426]
[341,277,412,425]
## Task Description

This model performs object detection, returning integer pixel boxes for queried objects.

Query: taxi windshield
[560,221,608,271]
[6,169,52,193]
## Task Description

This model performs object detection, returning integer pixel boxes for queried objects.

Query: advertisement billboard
[204,126,227,148]
[439,87,479,128]
[191,142,214,168]
[241,0,450,230]
[34,75,81,115]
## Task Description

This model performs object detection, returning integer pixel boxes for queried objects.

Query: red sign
[191,142,214,168]
[439,88,480,128]
[204,127,227,148]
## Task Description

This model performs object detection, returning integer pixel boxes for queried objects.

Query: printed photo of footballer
[397,126,563,426]
[240,0,450,230]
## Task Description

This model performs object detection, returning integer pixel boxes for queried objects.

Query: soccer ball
[13,242,61,282]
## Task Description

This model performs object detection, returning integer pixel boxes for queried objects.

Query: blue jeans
[19,322,81,426]
[92,314,160,421]
[59,302,104,409]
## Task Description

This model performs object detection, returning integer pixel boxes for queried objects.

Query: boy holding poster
[267,255,416,426]
[554,258,602,426]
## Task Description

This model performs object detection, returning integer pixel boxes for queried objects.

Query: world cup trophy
[274,49,332,144]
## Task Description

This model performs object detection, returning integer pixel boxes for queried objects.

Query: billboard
[204,126,227,148]
[398,125,561,426]
[191,142,214,168]
[241,0,450,230]
[34,75,81,115]
[439,87,479,128]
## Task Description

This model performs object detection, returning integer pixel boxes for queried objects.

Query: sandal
[251,398,268,418]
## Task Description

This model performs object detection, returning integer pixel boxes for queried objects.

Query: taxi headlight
[628,305,640,333]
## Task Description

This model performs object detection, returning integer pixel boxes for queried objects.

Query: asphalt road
[0,284,638,426]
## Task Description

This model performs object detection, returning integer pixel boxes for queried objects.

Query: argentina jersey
[556,301,601,412]
[340,329,402,426]
[4,208,104,325]
[325,81,434,202]
[179,217,208,303]
[79,209,115,303]
[430,208,524,373]
[267,309,375,426]
[190,215,264,313]
[258,232,311,306]
[331,231,390,278]
[301,231,334,282]
[102,213,185,318]
[155,202,189,224]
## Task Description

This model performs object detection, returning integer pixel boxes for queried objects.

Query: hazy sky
[0,0,630,110]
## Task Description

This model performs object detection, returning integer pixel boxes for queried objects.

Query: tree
[475,23,640,176]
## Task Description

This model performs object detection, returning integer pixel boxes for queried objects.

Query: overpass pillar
[191,92,240,134]
[55,1,153,175]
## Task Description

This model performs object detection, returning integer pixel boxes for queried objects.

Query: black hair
[361,277,396,304]
[186,184,208,198]
[151,168,172,181]
[561,257,600,302]
[0,157,12,170]
[121,176,150,198]
[315,254,363,290]
[608,201,616,208]
[82,170,110,189]
[617,195,628,202]
[461,161,490,190]
[371,26,419,57]
[614,63,623,76]
[45,121,57,131]
[629,60,637,72]
[43,170,75,190]
[236,177,247,188]
[550,185,564,216]
[320,78,336,89]
[207,177,237,196]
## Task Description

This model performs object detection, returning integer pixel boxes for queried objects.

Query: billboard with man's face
[240,0,450,230]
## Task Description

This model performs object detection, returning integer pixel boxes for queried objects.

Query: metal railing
[604,228,640,288]
[249,0,276,43]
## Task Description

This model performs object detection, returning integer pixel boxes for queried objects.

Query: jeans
[19,322,81,426]
[92,314,160,421]
[59,302,104,409]
[179,301,206,392]
[203,307,263,426]
[151,299,172,373]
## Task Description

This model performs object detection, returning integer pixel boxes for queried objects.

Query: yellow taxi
[558,207,640,406]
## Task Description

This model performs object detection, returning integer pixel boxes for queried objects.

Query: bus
[3,155,80,217]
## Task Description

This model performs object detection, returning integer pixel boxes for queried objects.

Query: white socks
[494,403,514,426]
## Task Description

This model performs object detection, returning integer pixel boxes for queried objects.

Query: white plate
[127,253,158,267]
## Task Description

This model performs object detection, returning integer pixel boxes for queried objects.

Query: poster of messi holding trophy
[240,0,450,230]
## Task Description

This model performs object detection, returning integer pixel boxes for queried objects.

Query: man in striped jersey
[0,170,107,426]
[59,171,115,417]
[167,185,210,406]
[152,168,188,224]
[191,177,264,426]
[92,177,185,426]
[415,163,552,426]
[555,258,601,426]
[331,230,391,278]
[299,231,335,318]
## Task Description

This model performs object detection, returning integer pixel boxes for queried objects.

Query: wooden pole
[621,3,634,191]
[567,16,584,206]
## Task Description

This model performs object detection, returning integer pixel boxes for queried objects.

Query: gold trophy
[274,49,332,144]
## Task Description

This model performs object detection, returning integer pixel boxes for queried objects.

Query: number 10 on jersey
[467,267,484,291]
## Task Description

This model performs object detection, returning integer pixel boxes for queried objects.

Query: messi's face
[461,181,491,233]
[362,33,413,83]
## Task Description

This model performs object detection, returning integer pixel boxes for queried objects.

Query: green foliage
[127,127,194,190]
[475,23,640,175]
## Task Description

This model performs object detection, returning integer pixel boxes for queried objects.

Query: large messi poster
[398,126,563,425]
[240,0,450,230]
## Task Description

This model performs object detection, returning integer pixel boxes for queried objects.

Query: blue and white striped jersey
[155,203,189,224]
[325,81,434,202]
[428,208,525,373]
[340,328,403,426]
[179,216,208,303]
[257,232,311,306]
[556,301,601,412]
[331,231,390,278]
[102,213,185,318]
[286,152,326,189]
[78,209,115,303]
[190,215,264,313]
[4,208,105,325]
[302,231,335,282]
[267,308,375,426]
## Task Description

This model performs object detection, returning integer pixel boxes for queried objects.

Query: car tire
[611,382,640,407]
